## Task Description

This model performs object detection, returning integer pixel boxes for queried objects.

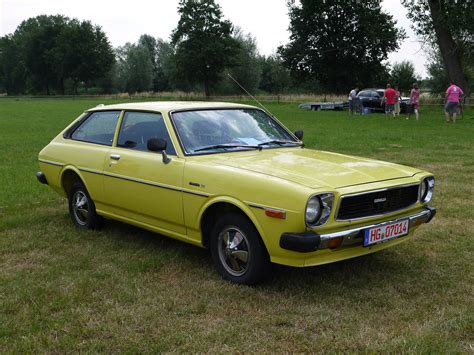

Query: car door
[102,111,186,235]
[66,110,121,203]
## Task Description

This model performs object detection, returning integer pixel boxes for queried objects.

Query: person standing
[394,87,401,116]
[444,81,464,123]
[381,84,396,118]
[348,87,358,115]
[406,83,421,121]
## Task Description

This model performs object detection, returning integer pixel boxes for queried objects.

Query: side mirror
[294,130,304,140]
[147,138,171,164]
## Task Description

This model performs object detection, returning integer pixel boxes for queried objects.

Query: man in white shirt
[348,87,359,115]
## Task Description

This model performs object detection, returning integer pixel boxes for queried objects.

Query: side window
[71,111,120,146]
[117,111,176,155]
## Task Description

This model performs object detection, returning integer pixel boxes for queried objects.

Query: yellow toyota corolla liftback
[37,102,436,284]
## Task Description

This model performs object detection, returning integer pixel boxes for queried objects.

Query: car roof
[87,101,257,112]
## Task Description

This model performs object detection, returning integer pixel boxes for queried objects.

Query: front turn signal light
[328,237,344,249]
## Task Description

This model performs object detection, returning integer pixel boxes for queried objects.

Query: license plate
[364,219,409,247]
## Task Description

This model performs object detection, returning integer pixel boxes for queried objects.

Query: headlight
[305,193,334,226]
[306,196,321,224]
[419,176,435,203]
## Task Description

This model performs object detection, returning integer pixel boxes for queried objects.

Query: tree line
[0,0,471,97]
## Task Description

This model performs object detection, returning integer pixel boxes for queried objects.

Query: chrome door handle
[110,154,121,160]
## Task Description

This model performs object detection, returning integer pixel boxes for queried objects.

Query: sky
[0,0,428,77]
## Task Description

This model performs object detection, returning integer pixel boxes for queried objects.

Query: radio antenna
[227,72,304,145]
[227,73,275,117]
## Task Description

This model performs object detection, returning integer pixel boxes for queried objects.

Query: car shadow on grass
[96,218,430,297]
[97,218,214,267]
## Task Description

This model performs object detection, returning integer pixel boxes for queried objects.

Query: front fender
[197,195,268,246]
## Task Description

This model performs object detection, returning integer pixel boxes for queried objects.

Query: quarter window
[71,111,120,146]
[117,111,176,155]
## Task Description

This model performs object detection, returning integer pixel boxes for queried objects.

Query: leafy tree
[426,52,449,95]
[258,55,291,94]
[171,0,240,96]
[126,45,154,93]
[155,38,178,92]
[425,49,474,96]
[138,34,158,63]
[138,34,164,91]
[279,0,405,93]
[402,0,473,95]
[0,15,114,95]
[390,61,419,94]
[130,34,178,92]
[226,28,261,94]
[114,43,154,93]
[55,19,115,93]
[113,44,130,92]
[0,35,27,94]
[13,15,68,94]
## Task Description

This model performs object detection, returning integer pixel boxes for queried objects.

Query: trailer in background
[299,101,349,111]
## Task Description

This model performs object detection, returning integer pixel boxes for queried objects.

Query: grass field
[1,98,473,352]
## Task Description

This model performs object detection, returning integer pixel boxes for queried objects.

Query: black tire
[68,182,103,230]
[210,212,271,285]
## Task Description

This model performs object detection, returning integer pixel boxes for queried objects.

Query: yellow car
[37,102,436,284]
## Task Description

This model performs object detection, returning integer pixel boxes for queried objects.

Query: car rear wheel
[68,182,102,229]
[210,212,271,285]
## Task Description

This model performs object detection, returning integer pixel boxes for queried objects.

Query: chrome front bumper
[280,206,436,253]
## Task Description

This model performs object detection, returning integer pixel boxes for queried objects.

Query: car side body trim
[77,167,210,198]
[39,159,65,167]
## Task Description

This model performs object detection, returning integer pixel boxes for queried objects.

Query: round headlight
[305,196,321,225]
[420,176,435,203]
[305,193,334,226]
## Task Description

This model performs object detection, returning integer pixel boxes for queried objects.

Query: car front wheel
[68,182,102,229]
[210,212,271,285]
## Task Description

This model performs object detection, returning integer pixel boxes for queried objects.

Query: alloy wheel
[217,226,250,277]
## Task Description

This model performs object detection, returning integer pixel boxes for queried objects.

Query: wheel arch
[199,197,267,251]
[60,166,87,197]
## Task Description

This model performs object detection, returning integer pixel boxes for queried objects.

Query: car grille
[337,185,419,220]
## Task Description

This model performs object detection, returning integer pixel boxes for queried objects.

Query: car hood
[198,148,421,189]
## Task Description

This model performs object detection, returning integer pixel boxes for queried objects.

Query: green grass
[1,98,473,352]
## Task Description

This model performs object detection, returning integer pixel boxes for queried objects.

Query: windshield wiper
[258,140,303,148]
[194,140,302,153]
[194,144,260,152]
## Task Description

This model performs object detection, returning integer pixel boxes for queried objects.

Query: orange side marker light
[265,208,286,219]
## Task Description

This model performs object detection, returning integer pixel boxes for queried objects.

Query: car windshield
[172,109,299,155]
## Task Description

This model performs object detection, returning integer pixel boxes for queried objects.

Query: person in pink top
[381,83,397,118]
[406,83,421,121]
[444,81,464,123]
